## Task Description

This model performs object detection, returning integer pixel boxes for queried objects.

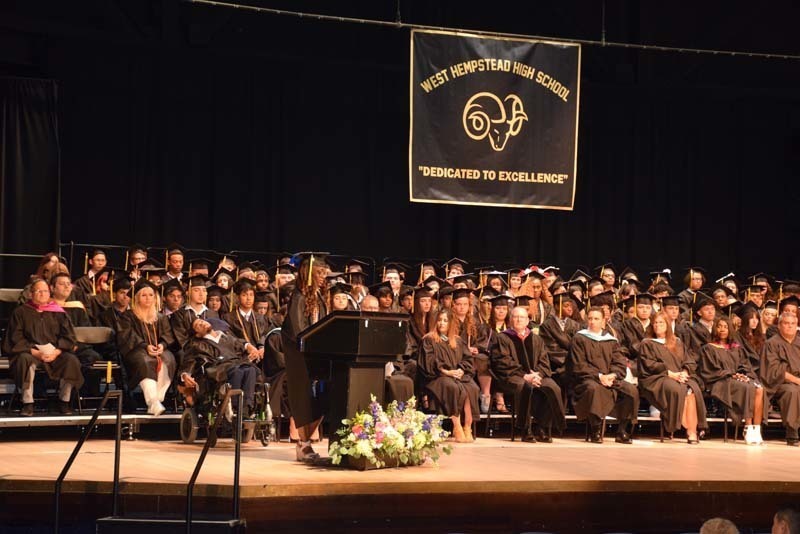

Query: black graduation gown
[170,307,214,352]
[760,334,800,430]
[620,317,649,357]
[223,308,268,349]
[263,328,290,418]
[491,330,565,430]
[567,332,639,425]
[638,339,708,433]
[180,332,259,383]
[697,343,766,422]
[538,315,580,376]
[418,335,479,418]
[677,289,696,314]
[281,289,327,427]
[117,311,177,389]
[2,304,84,391]
[687,321,714,356]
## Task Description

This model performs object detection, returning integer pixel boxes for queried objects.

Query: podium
[297,311,408,442]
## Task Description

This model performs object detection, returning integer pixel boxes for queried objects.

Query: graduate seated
[179,318,262,418]
[418,308,480,443]
[760,312,800,446]
[2,278,84,416]
[568,307,639,444]
[117,279,177,416]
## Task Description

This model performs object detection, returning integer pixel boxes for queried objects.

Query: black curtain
[0,76,61,286]
[2,1,799,281]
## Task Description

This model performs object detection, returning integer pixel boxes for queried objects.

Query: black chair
[74,326,123,414]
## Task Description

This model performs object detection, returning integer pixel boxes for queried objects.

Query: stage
[1,429,797,533]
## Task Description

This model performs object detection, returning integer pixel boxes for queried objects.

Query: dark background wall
[1,0,798,282]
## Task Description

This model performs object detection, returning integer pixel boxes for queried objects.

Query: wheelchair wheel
[180,408,199,444]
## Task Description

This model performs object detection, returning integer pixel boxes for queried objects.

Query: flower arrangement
[329,395,452,469]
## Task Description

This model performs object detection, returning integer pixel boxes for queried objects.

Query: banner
[409,30,581,210]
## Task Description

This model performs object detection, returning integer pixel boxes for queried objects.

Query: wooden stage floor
[1,431,798,532]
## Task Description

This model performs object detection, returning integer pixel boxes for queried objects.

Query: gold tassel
[124,250,129,271]
[307,255,314,287]
[84,252,88,275]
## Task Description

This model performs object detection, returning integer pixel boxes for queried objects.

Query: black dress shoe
[20,403,34,417]
[687,437,700,445]
[534,425,553,443]
[786,439,799,447]
[59,402,74,415]
[615,431,633,444]
[787,428,799,447]
[589,429,603,444]
[521,430,537,443]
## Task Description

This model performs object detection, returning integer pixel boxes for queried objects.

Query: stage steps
[96,516,245,533]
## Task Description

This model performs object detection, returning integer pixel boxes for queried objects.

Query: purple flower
[422,420,431,432]
[397,401,406,412]
[358,432,369,440]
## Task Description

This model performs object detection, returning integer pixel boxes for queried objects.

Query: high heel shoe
[295,442,320,463]
[462,425,474,443]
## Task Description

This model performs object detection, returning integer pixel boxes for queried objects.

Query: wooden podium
[297,311,408,442]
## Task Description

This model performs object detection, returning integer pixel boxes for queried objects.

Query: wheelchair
[178,364,275,447]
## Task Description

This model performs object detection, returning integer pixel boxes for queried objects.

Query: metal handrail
[53,389,123,534]
[186,388,244,534]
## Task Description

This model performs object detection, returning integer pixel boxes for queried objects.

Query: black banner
[409,30,580,210]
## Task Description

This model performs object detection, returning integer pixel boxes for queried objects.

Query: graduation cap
[514,295,533,308]
[749,272,775,287]
[719,301,742,318]
[711,283,737,299]
[524,268,546,281]
[490,294,513,307]
[212,267,236,283]
[422,275,447,288]
[216,252,238,267]
[232,278,256,295]
[778,295,800,312]
[137,258,164,271]
[569,269,591,283]
[764,300,778,311]
[381,261,408,279]
[474,287,499,300]
[345,259,370,273]
[325,272,347,285]
[452,287,472,301]
[413,286,435,300]
[741,284,767,301]
[691,292,716,314]
[329,282,353,297]
[112,276,134,293]
[442,258,469,277]
[588,290,616,309]
[294,252,330,268]
[399,285,416,298]
[188,257,215,273]
[162,243,187,266]
[267,263,297,276]
[437,286,456,298]
[206,284,229,298]
[187,274,210,289]
[540,266,560,276]
[553,292,584,314]
[128,243,148,255]
[161,277,185,296]
[660,295,681,308]
[566,278,587,293]
[715,272,737,285]
[735,301,760,319]
[237,261,258,276]
[448,273,477,287]
[619,267,639,282]
[594,263,616,278]
[275,252,293,265]
[685,267,707,284]
[484,271,509,289]
[618,295,636,312]
[504,268,527,286]
[622,277,647,292]
[343,271,367,285]
[368,281,393,297]
[586,276,605,290]
[133,278,159,296]
[782,280,800,294]
[650,269,672,284]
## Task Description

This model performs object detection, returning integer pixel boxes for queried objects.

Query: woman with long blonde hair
[118,279,177,416]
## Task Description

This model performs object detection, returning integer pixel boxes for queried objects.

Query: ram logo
[462,92,528,152]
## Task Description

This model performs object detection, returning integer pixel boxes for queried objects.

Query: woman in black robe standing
[281,253,328,462]
[639,311,707,443]
[418,308,479,443]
